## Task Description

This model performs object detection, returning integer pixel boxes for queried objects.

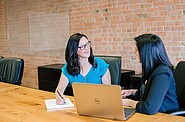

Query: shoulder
[151,64,173,78]
[94,57,109,68]
[93,57,109,76]
[94,57,107,65]
[62,63,67,70]
[61,63,70,76]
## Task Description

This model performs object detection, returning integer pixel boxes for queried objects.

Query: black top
[136,64,179,114]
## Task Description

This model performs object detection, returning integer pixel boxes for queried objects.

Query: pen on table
[57,90,66,104]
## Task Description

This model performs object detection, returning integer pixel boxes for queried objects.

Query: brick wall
[0,0,8,52]
[1,0,185,88]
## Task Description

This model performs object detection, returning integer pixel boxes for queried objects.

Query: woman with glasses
[121,34,179,114]
[55,33,111,104]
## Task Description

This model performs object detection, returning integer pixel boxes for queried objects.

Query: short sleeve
[95,58,109,77]
[61,63,70,78]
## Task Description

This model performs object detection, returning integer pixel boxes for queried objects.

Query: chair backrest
[174,61,185,109]
[95,55,121,85]
[0,57,24,85]
[0,56,4,60]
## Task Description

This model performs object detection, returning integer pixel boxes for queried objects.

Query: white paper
[44,98,74,111]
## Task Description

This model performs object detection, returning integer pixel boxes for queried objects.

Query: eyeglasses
[78,41,91,50]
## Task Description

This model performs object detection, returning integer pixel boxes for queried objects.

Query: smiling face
[77,36,91,58]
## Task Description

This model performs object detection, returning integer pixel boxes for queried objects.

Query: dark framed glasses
[78,41,91,50]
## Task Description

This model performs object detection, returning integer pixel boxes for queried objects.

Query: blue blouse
[62,58,109,85]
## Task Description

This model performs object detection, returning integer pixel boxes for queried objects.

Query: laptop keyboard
[124,108,136,120]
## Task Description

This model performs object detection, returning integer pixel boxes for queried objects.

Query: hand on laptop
[121,89,137,98]
[122,99,138,108]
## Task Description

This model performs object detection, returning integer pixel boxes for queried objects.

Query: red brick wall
[0,0,8,52]
[1,0,185,88]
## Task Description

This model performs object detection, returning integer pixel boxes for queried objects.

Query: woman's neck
[79,57,92,76]
[79,58,90,66]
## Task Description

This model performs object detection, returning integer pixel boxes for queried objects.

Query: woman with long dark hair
[55,33,111,104]
[122,34,179,114]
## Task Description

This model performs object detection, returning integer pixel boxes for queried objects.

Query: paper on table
[45,98,74,111]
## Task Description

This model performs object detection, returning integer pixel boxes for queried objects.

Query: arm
[136,72,171,114]
[102,69,111,85]
[55,73,69,104]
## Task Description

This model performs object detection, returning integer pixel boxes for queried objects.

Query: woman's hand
[122,99,138,108]
[121,89,137,98]
[55,90,66,105]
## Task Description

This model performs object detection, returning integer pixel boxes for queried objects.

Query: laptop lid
[72,83,135,120]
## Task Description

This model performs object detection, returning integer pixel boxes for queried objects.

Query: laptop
[72,83,135,120]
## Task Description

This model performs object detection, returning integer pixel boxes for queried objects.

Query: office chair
[95,55,121,85]
[170,61,185,116]
[0,57,24,85]
[0,56,3,60]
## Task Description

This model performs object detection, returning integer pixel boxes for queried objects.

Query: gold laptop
[72,83,135,120]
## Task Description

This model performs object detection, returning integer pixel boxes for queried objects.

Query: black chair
[0,57,24,85]
[170,61,185,116]
[0,56,3,60]
[95,55,121,85]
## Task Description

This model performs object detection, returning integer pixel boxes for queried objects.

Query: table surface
[0,82,184,122]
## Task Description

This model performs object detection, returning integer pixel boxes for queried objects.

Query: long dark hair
[65,33,96,76]
[134,34,173,81]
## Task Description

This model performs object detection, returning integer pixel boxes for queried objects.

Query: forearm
[55,73,69,94]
